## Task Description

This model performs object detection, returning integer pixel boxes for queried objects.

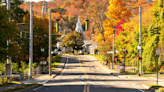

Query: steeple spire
[75,15,84,34]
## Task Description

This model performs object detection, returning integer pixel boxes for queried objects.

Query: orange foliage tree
[85,0,108,41]
[105,0,132,25]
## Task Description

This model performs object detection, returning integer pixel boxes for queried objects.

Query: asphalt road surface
[32,55,155,92]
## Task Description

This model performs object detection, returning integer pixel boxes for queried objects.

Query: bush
[32,62,37,69]
[159,66,164,74]
[52,55,62,63]
[19,61,28,73]
[0,63,5,75]
[12,63,18,72]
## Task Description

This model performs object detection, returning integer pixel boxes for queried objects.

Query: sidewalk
[89,55,122,74]
[0,55,67,92]
[22,55,67,83]
[89,55,164,91]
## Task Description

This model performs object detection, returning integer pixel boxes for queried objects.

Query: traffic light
[162,10,164,22]
[154,27,160,35]
[25,32,29,39]
[150,29,154,36]
[85,20,89,31]
[20,31,23,38]
[20,31,29,39]
[56,23,59,32]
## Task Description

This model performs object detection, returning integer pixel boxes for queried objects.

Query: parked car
[159,66,164,74]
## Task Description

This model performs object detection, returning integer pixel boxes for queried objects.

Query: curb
[142,84,163,92]
[53,57,67,78]
[142,84,150,89]
[14,84,42,92]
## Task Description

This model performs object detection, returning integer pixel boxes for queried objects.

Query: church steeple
[75,16,84,34]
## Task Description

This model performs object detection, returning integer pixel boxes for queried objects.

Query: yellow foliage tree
[105,0,132,25]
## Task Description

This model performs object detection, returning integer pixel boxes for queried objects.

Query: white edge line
[33,86,43,91]
[56,57,68,79]
[42,80,49,84]
[132,86,145,92]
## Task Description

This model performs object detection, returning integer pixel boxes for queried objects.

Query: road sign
[107,51,113,54]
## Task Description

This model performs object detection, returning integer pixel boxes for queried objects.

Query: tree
[61,31,84,51]
[21,13,58,63]
[11,0,28,23]
[105,0,132,25]
[51,8,67,15]
[0,6,19,63]
[85,0,108,41]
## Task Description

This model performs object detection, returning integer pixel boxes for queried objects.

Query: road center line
[78,57,89,78]
[87,84,90,92]
[83,84,87,92]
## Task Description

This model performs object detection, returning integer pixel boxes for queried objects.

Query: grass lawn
[52,56,62,70]
[146,84,164,92]
[0,81,20,87]
[2,84,35,92]
[141,75,164,77]
[52,62,60,70]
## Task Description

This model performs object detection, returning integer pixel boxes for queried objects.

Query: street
[32,55,154,92]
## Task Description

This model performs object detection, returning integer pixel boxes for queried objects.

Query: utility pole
[42,0,45,19]
[49,9,52,76]
[29,2,33,79]
[138,6,142,76]
[163,0,164,8]
[7,0,11,21]
[7,0,11,64]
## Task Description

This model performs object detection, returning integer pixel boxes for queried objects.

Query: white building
[75,16,84,35]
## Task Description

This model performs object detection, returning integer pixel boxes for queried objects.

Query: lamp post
[41,47,45,57]
[112,25,115,69]
[123,48,126,73]
[116,49,119,65]
[107,50,113,69]
[137,44,142,76]
[75,46,77,54]
[40,48,45,73]
[156,48,160,85]
[116,49,119,72]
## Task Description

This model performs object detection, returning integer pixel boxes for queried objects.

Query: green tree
[0,6,19,63]
[61,31,84,52]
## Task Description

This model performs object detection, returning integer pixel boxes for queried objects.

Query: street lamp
[156,48,160,85]
[116,49,119,72]
[112,25,115,69]
[40,47,45,73]
[41,47,45,57]
[123,48,126,73]
[75,46,77,54]
[116,49,119,65]
[137,44,142,76]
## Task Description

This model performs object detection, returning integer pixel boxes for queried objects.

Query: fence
[0,66,46,84]
[19,66,43,80]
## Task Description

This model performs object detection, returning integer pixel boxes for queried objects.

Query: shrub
[12,63,18,72]
[19,61,28,73]
[0,63,5,75]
